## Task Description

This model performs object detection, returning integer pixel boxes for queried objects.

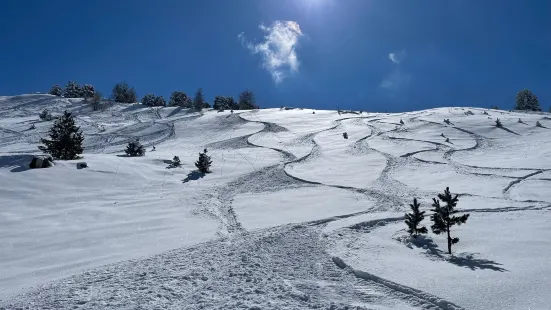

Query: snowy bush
[38,111,84,160]
[39,109,53,121]
[213,96,236,111]
[430,187,470,254]
[405,198,428,238]
[343,132,348,139]
[48,84,62,96]
[195,148,212,174]
[495,118,502,128]
[112,82,137,103]
[170,156,181,167]
[124,139,145,157]
[536,121,543,127]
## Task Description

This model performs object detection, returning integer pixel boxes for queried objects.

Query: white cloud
[388,50,406,64]
[238,21,303,84]
[380,70,411,90]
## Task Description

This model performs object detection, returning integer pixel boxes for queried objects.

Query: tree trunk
[446,221,452,254]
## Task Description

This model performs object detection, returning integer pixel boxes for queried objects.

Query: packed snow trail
[1,226,458,310]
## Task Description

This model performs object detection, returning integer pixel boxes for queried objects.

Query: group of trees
[50,81,259,110]
[405,187,470,254]
[37,111,213,175]
[49,81,96,100]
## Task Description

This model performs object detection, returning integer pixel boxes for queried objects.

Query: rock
[77,162,88,169]
[29,155,54,169]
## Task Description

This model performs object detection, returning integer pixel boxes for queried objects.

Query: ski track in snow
[1,98,551,309]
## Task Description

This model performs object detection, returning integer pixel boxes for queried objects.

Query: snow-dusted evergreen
[430,187,470,254]
[112,82,137,103]
[124,139,145,157]
[39,109,53,121]
[63,81,83,98]
[238,90,258,110]
[195,148,212,174]
[515,89,541,111]
[168,91,190,107]
[38,110,84,160]
[82,84,95,100]
[48,84,62,96]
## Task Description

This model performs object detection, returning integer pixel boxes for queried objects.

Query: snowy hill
[1,94,550,309]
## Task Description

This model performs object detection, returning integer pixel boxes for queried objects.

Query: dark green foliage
[112,82,137,103]
[405,198,428,238]
[195,148,212,174]
[124,139,145,157]
[64,81,83,98]
[515,89,541,111]
[82,84,95,100]
[154,96,166,107]
[213,96,237,111]
[193,88,205,111]
[169,91,190,107]
[38,111,84,160]
[238,90,259,110]
[430,187,470,254]
[141,93,156,107]
[49,84,62,96]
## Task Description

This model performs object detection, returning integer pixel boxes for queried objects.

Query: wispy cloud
[381,49,410,90]
[238,21,304,84]
[388,50,406,64]
[380,70,411,90]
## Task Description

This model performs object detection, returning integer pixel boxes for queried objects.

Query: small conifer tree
[112,82,137,103]
[38,111,84,160]
[405,198,428,238]
[124,139,145,157]
[169,91,189,107]
[515,89,541,111]
[195,148,212,174]
[39,109,52,121]
[430,187,470,254]
[193,88,205,111]
[82,84,95,100]
[49,84,63,96]
[171,156,181,167]
[495,118,502,127]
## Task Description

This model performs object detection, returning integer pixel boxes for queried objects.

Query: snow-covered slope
[1,95,550,309]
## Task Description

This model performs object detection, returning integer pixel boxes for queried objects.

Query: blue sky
[0,0,549,112]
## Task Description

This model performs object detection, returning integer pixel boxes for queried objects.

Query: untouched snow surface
[1,96,551,309]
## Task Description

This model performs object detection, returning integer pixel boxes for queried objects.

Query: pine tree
[169,91,189,107]
[63,81,83,98]
[141,93,156,107]
[112,82,137,103]
[515,89,541,111]
[195,148,212,174]
[430,187,470,254]
[82,84,95,100]
[495,118,502,127]
[38,111,84,160]
[49,84,63,96]
[238,90,258,110]
[154,96,166,107]
[171,156,181,167]
[124,139,145,157]
[405,198,428,238]
[193,88,205,111]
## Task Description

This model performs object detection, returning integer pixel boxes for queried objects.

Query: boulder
[29,155,54,169]
[77,162,88,169]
